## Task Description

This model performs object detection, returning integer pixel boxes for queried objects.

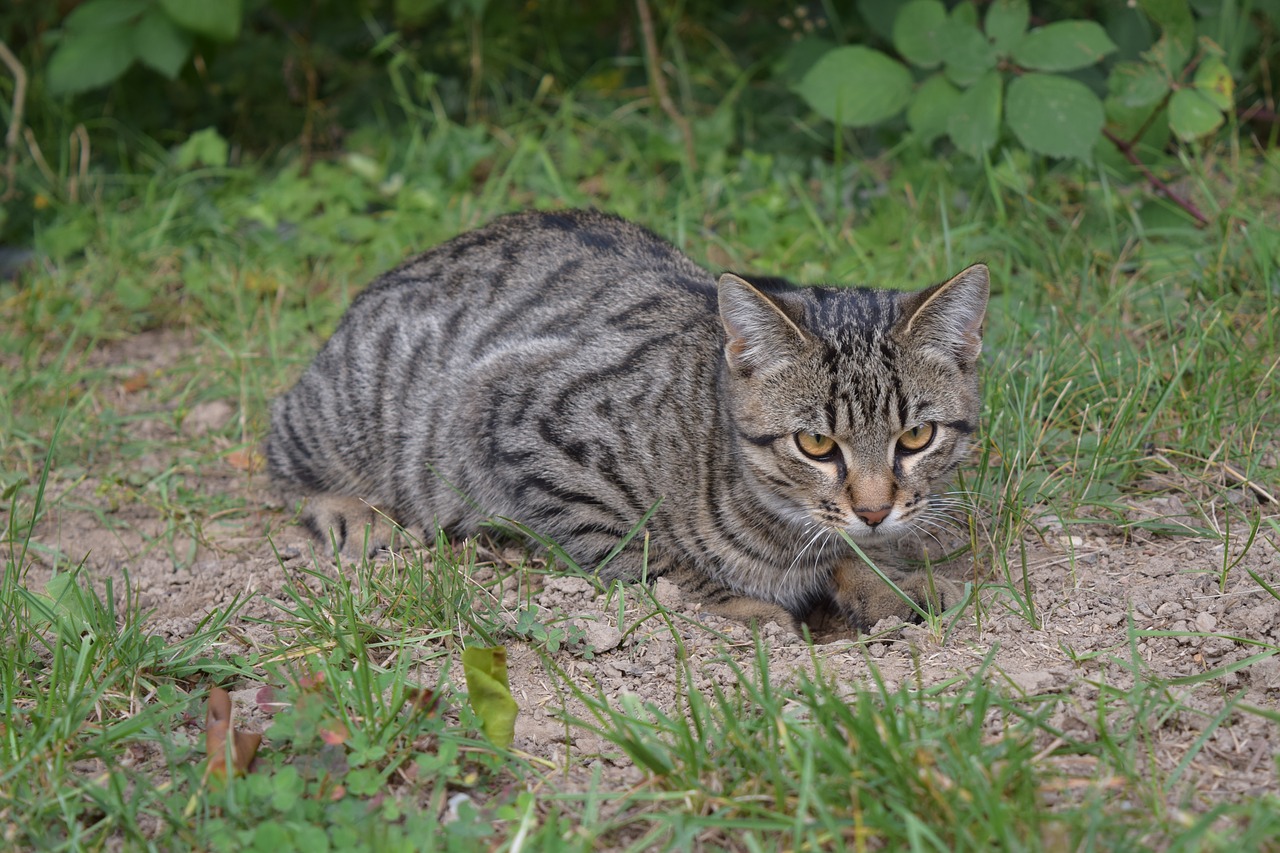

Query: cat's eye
[795,432,839,460]
[897,423,936,453]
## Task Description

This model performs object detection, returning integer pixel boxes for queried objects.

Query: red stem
[1102,128,1210,228]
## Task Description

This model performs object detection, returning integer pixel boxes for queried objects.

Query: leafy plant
[45,0,244,95]
[793,0,1244,169]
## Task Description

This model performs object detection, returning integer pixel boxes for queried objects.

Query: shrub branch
[0,40,27,201]
[1103,128,1210,227]
[635,0,697,171]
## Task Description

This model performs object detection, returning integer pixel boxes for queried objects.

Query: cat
[266,209,988,632]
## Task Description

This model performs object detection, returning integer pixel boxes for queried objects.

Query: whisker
[783,525,826,587]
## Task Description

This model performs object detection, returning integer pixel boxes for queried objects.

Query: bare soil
[14,330,1280,813]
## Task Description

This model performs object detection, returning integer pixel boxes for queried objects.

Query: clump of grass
[559,640,1046,848]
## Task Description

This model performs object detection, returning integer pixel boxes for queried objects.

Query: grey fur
[267,210,988,629]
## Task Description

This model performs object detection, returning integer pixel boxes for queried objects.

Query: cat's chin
[842,523,908,543]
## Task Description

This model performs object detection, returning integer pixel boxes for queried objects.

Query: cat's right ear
[718,273,807,373]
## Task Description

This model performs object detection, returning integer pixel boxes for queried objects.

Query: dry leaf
[405,686,441,717]
[121,372,150,394]
[206,687,262,777]
[226,449,263,473]
[319,720,349,746]
[255,685,288,715]
[296,671,326,692]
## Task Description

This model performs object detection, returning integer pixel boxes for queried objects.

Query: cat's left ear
[896,264,989,367]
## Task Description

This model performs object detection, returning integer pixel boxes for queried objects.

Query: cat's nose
[855,507,891,527]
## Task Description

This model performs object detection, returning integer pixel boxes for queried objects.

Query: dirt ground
[15,330,1280,813]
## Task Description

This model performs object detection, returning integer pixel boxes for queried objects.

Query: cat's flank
[267,210,988,631]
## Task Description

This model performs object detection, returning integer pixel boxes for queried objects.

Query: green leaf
[950,0,978,27]
[158,0,242,41]
[46,26,138,94]
[947,70,1002,158]
[175,127,229,169]
[984,0,1029,55]
[941,15,997,87]
[64,0,149,31]
[1168,88,1224,140]
[394,0,447,25]
[134,7,192,78]
[1193,56,1234,110]
[856,0,910,40]
[907,73,961,146]
[1143,33,1191,78]
[773,36,836,87]
[1108,61,1170,108]
[1138,0,1194,51]
[794,46,913,127]
[1011,21,1118,72]
[1106,6,1157,60]
[461,646,518,749]
[892,0,948,69]
[45,574,92,634]
[1103,96,1171,153]
[1006,73,1105,161]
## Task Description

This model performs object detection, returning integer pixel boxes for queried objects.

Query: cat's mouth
[843,517,908,540]
[828,505,921,542]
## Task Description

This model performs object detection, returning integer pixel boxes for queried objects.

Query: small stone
[1250,657,1280,690]
[543,575,595,596]
[1194,612,1218,633]
[576,620,624,653]
[182,399,235,437]
[1004,669,1070,696]
[1203,636,1235,657]
[653,578,683,608]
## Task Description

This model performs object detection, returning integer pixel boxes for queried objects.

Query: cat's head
[718,264,989,542]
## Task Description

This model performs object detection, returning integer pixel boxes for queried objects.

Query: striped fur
[267,210,988,631]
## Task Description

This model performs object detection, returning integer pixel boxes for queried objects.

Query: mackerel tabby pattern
[267,210,989,631]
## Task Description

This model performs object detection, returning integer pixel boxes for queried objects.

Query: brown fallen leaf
[255,685,289,715]
[296,670,326,692]
[405,686,441,718]
[319,720,349,746]
[121,372,151,394]
[206,687,262,777]
[226,448,263,473]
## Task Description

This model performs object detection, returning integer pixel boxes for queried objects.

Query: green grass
[3,71,1280,850]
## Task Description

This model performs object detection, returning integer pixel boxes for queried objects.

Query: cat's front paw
[831,561,963,633]
[300,494,400,559]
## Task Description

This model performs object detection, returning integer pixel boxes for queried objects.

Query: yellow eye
[897,423,935,453]
[796,432,838,459]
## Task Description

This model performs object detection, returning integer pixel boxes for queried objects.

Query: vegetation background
[1,0,1279,849]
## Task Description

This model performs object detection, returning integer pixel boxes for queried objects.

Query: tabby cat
[267,210,988,631]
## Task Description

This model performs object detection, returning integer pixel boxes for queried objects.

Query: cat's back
[268,209,727,514]
[347,209,718,326]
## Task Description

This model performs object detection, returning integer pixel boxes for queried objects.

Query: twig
[634,0,697,171]
[1240,104,1279,124]
[1102,127,1210,227]
[68,124,89,203]
[22,127,55,186]
[1216,461,1277,505]
[1153,448,1277,504]
[0,40,27,202]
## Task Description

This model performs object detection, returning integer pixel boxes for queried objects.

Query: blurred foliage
[0,0,1277,246]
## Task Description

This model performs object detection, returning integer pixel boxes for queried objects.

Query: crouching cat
[267,210,988,632]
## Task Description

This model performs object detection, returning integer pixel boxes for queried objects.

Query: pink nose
[855,507,891,527]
